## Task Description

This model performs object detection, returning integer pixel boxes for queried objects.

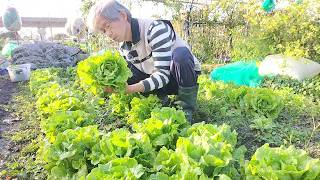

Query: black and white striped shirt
[119,20,175,92]
[142,20,175,92]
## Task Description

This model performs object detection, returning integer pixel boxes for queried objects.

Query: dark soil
[0,75,20,172]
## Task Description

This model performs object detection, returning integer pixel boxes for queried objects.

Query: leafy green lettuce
[87,157,144,180]
[127,95,161,125]
[36,83,84,117]
[151,123,246,179]
[77,50,132,96]
[246,144,320,180]
[133,107,188,149]
[41,110,95,143]
[39,126,100,179]
[90,128,155,168]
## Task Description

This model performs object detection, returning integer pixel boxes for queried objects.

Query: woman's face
[95,12,129,42]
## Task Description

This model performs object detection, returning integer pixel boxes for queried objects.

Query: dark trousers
[127,47,200,95]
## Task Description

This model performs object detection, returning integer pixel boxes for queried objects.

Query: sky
[0,0,83,18]
[0,0,171,19]
[0,0,172,39]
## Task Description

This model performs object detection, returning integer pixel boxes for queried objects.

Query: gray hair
[87,0,131,32]
[93,0,132,22]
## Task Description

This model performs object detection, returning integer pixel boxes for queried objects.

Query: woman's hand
[105,82,145,94]
[104,87,114,93]
[126,82,145,94]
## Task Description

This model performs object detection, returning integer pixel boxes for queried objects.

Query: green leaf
[77,50,132,96]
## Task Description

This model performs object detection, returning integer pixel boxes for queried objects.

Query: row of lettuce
[29,51,320,179]
[197,73,320,154]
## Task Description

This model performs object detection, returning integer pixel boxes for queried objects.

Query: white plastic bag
[259,54,320,81]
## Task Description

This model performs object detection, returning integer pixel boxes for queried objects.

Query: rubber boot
[174,85,199,124]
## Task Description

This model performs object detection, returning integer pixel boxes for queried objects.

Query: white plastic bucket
[7,63,31,82]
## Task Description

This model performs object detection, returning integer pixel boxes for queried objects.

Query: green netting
[210,61,264,87]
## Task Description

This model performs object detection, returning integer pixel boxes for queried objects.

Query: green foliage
[30,67,77,96]
[86,157,145,180]
[241,89,284,120]
[29,68,62,95]
[161,0,320,63]
[80,0,118,52]
[127,95,161,125]
[196,75,320,156]
[41,110,95,143]
[153,147,184,177]
[152,123,246,179]
[39,126,100,179]
[232,0,320,61]
[188,0,246,62]
[90,128,155,168]
[249,117,275,131]
[77,50,132,96]
[108,93,137,118]
[36,83,85,117]
[30,68,107,120]
[80,0,97,17]
[133,107,188,149]
[16,48,320,180]
[245,144,320,179]
[199,75,284,120]
[261,75,320,102]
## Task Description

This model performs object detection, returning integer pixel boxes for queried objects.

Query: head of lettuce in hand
[77,50,132,96]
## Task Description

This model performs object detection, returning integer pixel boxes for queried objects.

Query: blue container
[0,68,8,75]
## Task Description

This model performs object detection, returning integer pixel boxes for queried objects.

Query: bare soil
[0,75,20,172]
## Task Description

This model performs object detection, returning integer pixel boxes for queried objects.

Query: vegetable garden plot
[1,51,320,179]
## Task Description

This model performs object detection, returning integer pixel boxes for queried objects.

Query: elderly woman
[88,0,201,123]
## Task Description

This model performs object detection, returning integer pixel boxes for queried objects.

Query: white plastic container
[7,63,31,82]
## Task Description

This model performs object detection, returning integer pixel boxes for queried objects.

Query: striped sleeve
[141,20,175,92]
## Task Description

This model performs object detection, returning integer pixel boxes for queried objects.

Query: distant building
[0,17,67,28]
[0,17,68,41]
